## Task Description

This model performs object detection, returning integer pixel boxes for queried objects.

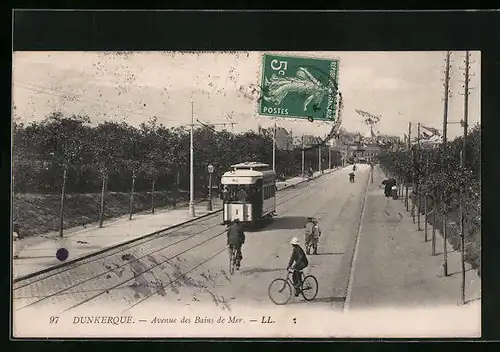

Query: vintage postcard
[11,51,481,338]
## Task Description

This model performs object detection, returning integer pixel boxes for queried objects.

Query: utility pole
[460,50,471,304]
[417,122,422,231]
[301,134,305,178]
[405,122,411,212]
[272,117,276,172]
[318,143,322,174]
[328,142,332,170]
[424,154,429,241]
[189,100,196,217]
[290,129,293,177]
[441,50,451,276]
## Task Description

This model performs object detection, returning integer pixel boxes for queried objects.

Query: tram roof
[230,162,271,170]
[221,167,275,181]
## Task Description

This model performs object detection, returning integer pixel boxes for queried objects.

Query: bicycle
[228,245,239,275]
[268,269,318,305]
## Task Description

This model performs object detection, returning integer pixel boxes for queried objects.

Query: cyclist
[349,171,355,183]
[287,237,309,296]
[227,218,245,270]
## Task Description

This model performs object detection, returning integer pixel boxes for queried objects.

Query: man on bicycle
[287,237,309,296]
[227,218,245,270]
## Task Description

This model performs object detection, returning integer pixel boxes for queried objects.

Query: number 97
[270,59,287,76]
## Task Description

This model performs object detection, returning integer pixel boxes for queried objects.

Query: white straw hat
[290,237,300,245]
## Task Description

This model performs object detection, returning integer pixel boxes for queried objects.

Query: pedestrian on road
[311,218,321,255]
[287,237,309,296]
[391,184,398,199]
[227,219,245,270]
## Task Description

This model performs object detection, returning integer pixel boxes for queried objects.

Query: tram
[220,162,276,225]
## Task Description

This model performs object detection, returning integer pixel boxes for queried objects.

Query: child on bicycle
[227,219,245,270]
[287,237,309,296]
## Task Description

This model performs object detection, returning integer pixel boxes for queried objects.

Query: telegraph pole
[405,122,411,212]
[318,143,322,174]
[273,120,277,172]
[417,122,422,231]
[441,50,451,276]
[328,142,332,170]
[189,100,196,217]
[460,50,471,304]
[301,134,305,178]
[424,154,429,241]
[290,129,293,177]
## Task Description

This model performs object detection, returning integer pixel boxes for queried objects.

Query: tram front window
[223,185,258,202]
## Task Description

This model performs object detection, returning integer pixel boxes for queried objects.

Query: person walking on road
[227,219,245,270]
[287,237,309,296]
[310,218,321,255]
[304,218,321,255]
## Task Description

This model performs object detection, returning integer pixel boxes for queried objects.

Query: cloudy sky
[12,51,480,140]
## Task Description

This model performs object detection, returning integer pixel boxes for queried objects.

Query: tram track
[13,169,345,313]
[13,172,328,285]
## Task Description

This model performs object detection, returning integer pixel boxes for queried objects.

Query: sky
[12,51,480,140]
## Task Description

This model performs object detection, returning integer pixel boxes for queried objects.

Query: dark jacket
[288,245,309,271]
[227,223,245,245]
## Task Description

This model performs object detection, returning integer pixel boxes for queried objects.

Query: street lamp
[207,164,214,211]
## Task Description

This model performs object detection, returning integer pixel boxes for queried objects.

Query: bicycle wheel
[301,275,318,301]
[268,278,292,305]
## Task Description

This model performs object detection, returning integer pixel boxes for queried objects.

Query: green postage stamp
[259,54,340,122]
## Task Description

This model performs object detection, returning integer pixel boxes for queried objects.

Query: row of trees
[378,124,481,274]
[13,113,341,228]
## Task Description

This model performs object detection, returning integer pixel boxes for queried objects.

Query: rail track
[13,170,353,313]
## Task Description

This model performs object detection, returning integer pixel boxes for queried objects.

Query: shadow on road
[449,268,472,276]
[288,296,346,305]
[314,252,344,256]
[257,216,309,232]
[239,267,284,275]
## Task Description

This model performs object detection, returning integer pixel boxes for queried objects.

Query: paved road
[13,166,370,318]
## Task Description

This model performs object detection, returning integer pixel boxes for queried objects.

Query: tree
[92,121,131,227]
[30,112,91,236]
[138,117,164,214]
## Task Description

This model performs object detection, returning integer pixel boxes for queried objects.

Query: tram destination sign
[258,54,339,122]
